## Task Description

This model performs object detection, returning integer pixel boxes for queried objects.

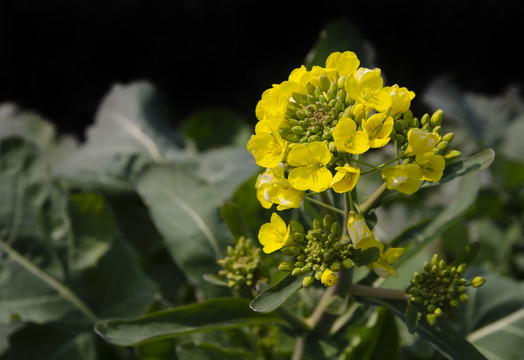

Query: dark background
[0,0,522,139]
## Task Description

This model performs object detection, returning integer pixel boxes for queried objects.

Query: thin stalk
[0,237,99,322]
[348,158,381,171]
[350,284,407,300]
[291,336,306,360]
[276,306,311,332]
[360,183,387,214]
[304,196,345,216]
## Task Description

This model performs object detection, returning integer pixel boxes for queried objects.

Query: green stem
[276,306,311,332]
[304,196,345,216]
[0,237,99,322]
[348,158,381,171]
[350,284,407,300]
[360,183,387,214]
[291,336,306,360]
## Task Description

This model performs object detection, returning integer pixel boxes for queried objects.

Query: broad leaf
[135,165,233,294]
[56,81,182,192]
[220,202,253,241]
[250,273,309,313]
[94,297,286,346]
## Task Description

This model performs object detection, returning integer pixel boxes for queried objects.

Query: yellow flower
[346,212,403,278]
[255,81,305,131]
[333,117,370,154]
[325,51,360,78]
[287,141,333,192]
[321,269,338,287]
[346,68,392,112]
[415,152,445,182]
[247,132,287,168]
[258,213,292,254]
[256,165,304,210]
[331,164,360,193]
[361,113,394,148]
[405,128,441,155]
[386,84,415,117]
[381,164,423,195]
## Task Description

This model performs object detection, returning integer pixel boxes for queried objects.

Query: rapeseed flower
[255,165,304,210]
[287,141,333,192]
[361,113,394,148]
[331,164,360,193]
[321,269,338,287]
[247,131,287,168]
[381,164,423,195]
[258,213,292,254]
[333,117,370,154]
[415,152,445,182]
[405,128,441,155]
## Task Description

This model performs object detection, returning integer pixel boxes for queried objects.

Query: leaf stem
[350,284,407,300]
[0,237,99,322]
[304,196,345,216]
[360,183,387,214]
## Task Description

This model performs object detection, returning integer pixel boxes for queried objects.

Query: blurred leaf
[94,297,286,346]
[0,105,78,166]
[1,324,95,360]
[56,81,182,193]
[352,247,380,266]
[220,202,253,242]
[135,165,233,294]
[304,19,375,69]
[0,323,24,356]
[177,342,257,360]
[180,108,251,151]
[250,273,309,313]
[75,237,157,319]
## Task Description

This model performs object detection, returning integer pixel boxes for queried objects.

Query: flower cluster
[248,51,460,287]
[217,237,267,290]
[407,253,486,326]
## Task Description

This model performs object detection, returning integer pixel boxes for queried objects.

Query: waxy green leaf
[250,273,309,313]
[95,297,286,346]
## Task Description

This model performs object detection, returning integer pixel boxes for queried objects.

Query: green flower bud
[449,299,460,308]
[437,141,449,151]
[421,113,430,126]
[439,259,448,269]
[471,276,486,288]
[330,222,340,235]
[342,258,354,269]
[432,125,442,135]
[319,75,331,92]
[278,261,294,271]
[411,117,420,128]
[422,123,431,132]
[456,263,467,275]
[459,294,469,303]
[331,262,341,272]
[291,268,303,276]
[403,109,413,123]
[430,109,444,127]
[281,246,300,256]
[313,219,322,230]
[315,270,323,280]
[426,313,437,326]
[427,304,436,313]
[413,272,424,283]
[394,119,407,132]
[395,134,405,144]
[441,132,455,143]
[292,125,305,135]
[434,308,443,317]
[323,214,334,230]
[293,233,305,243]
[302,275,314,287]
[444,149,461,160]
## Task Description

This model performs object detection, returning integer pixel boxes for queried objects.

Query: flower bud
[441,132,455,143]
[459,294,469,303]
[426,313,437,326]
[302,275,314,287]
[319,75,331,92]
[444,149,461,160]
[430,109,444,127]
[292,126,305,135]
[471,276,486,288]
[278,261,294,271]
[342,258,354,269]
[437,141,449,151]
[421,113,430,126]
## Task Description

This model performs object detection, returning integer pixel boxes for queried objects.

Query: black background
[0,0,522,139]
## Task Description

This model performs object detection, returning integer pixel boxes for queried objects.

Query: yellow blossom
[321,269,338,287]
[386,85,415,117]
[287,141,333,192]
[256,165,304,210]
[333,117,370,154]
[415,152,445,182]
[331,164,360,193]
[346,212,403,278]
[325,51,360,78]
[346,68,392,112]
[362,113,394,148]
[405,128,441,155]
[255,81,305,131]
[258,213,291,254]
[381,164,423,195]
[247,132,287,168]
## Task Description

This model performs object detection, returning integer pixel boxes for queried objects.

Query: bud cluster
[217,237,267,290]
[392,109,460,160]
[279,75,351,147]
[407,253,486,326]
[278,214,355,287]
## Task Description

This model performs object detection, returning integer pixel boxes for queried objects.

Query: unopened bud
[471,276,486,288]
[441,132,455,143]
[426,313,437,326]
[437,141,449,151]
[302,275,314,287]
[459,294,469,303]
[278,261,294,271]
[421,113,430,126]
[444,149,461,160]
[430,109,444,127]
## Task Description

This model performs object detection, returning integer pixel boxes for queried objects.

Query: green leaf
[352,247,380,266]
[135,165,233,294]
[56,81,182,193]
[180,108,251,151]
[304,19,376,69]
[250,273,309,313]
[177,342,257,360]
[0,324,95,360]
[94,297,286,346]
[220,202,253,241]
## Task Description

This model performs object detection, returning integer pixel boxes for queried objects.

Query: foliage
[1,19,522,360]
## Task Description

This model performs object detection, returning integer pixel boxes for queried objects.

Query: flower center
[280,75,353,145]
